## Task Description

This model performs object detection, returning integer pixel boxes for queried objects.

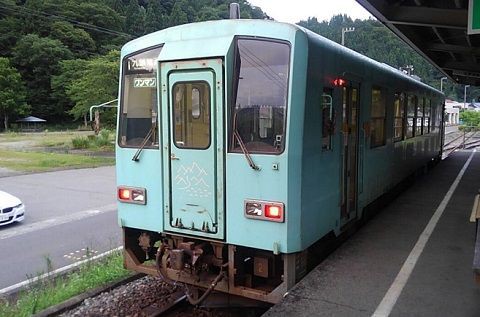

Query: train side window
[406,94,416,138]
[322,88,334,150]
[417,97,424,136]
[370,87,386,148]
[424,99,431,133]
[393,92,405,142]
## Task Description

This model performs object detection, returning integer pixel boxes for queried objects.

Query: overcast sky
[247,0,373,23]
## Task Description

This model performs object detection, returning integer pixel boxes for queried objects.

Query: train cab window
[230,38,290,154]
[322,88,334,150]
[119,46,163,148]
[416,98,425,136]
[406,94,416,138]
[393,92,405,142]
[370,87,386,148]
[424,99,431,134]
[172,82,210,149]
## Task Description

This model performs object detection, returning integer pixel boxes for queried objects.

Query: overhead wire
[0,1,133,39]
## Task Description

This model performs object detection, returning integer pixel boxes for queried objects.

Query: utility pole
[341,27,355,46]
[464,84,470,109]
[440,77,447,93]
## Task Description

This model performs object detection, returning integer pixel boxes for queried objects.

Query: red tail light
[265,204,283,219]
[118,188,131,200]
[333,78,346,87]
[245,200,285,222]
[117,186,146,205]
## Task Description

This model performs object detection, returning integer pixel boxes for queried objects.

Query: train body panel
[117,148,163,232]
[116,19,444,303]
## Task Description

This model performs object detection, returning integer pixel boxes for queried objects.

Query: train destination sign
[128,58,156,71]
[134,78,156,88]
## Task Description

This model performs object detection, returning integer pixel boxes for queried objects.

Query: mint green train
[116,19,444,304]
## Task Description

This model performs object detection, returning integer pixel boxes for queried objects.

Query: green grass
[0,131,115,152]
[0,252,131,317]
[71,129,115,151]
[0,150,114,172]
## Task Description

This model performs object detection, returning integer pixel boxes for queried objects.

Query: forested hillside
[297,16,472,102]
[0,0,267,128]
[299,16,439,85]
[0,0,464,129]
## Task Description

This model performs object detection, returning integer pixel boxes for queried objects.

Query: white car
[0,191,25,226]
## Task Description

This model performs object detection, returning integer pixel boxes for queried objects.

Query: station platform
[264,149,480,317]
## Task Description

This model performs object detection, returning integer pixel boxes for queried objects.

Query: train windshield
[230,38,290,154]
[119,46,163,148]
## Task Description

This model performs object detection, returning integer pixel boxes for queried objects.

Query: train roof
[121,19,299,56]
[122,19,442,96]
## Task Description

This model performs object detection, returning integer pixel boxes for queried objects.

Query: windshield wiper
[234,130,260,171]
[132,114,157,162]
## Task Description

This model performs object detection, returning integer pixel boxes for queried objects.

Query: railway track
[33,274,269,317]
[140,290,187,317]
[443,131,479,157]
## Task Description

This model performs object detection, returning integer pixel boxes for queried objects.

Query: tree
[67,50,120,126]
[125,0,146,36]
[105,0,127,15]
[168,0,188,27]
[159,0,175,15]
[50,21,96,58]
[12,34,73,120]
[460,111,480,129]
[51,59,89,119]
[0,58,29,130]
[0,17,26,58]
[144,0,165,33]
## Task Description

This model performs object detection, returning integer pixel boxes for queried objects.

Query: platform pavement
[264,150,480,317]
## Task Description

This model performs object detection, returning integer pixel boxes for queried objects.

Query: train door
[340,83,359,224]
[160,59,225,240]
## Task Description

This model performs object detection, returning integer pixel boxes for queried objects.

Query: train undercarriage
[123,228,307,304]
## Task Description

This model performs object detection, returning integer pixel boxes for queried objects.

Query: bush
[459,110,480,128]
[98,129,111,140]
[71,137,90,149]
[94,129,112,147]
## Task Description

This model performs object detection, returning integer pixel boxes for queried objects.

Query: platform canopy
[357,0,480,86]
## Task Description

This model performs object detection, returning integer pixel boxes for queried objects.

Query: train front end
[116,20,308,303]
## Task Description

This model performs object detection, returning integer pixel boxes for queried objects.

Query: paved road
[0,167,121,290]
